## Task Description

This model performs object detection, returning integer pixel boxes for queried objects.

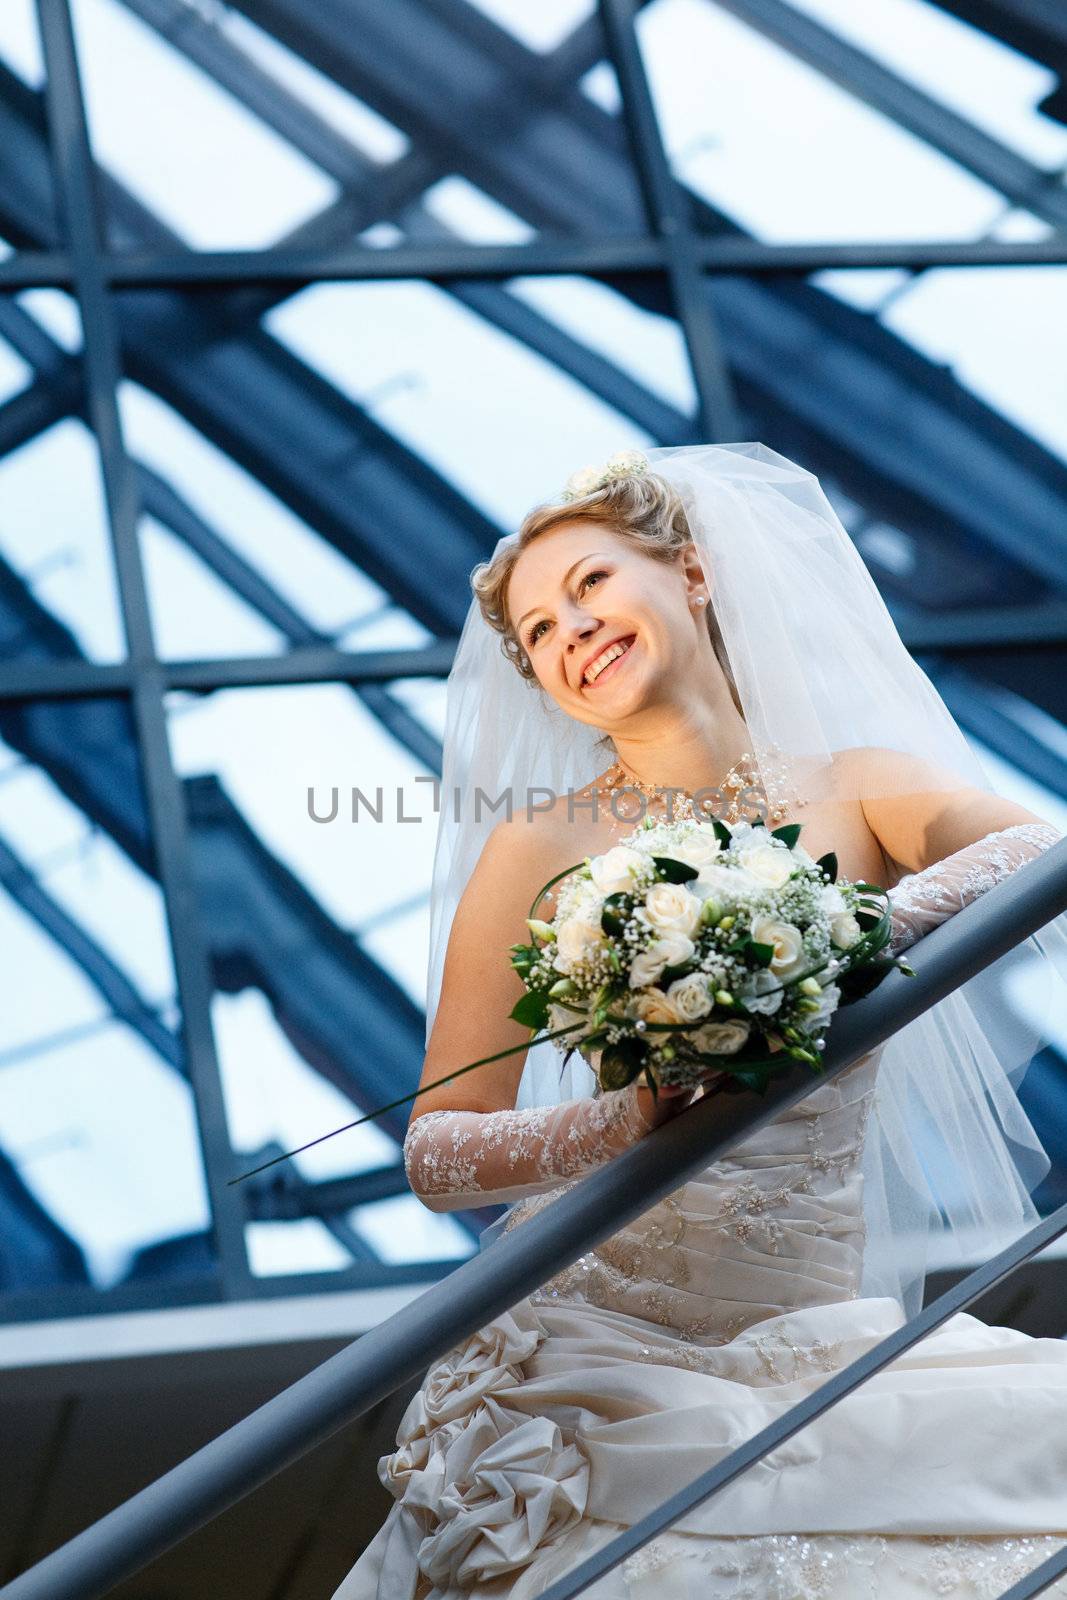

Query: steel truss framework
[0,0,1065,1323]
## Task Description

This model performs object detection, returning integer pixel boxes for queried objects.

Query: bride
[332,444,1067,1599]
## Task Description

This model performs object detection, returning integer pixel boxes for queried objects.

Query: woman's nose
[561,606,601,650]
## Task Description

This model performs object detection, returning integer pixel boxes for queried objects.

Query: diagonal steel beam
[927,0,1067,126]
[717,0,1067,230]
[599,0,738,437]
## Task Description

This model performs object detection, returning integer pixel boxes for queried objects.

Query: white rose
[553,915,605,973]
[666,972,713,1021]
[830,911,862,950]
[737,842,795,889]
[690,1019,750,1056]
[819,883,847,917]
[643,881,702,937]
[751,915,807,978]
[666,825,722,873]
[628,990,684,1031]
[628,931,696,988]
[589,845,645,896]
[737,968,783,1016]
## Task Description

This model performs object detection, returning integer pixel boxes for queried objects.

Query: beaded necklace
[596,747,803,829]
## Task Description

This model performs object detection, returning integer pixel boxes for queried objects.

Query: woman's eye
[526,571,609,646]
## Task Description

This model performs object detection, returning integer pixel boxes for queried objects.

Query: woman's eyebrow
[515,552,611,630]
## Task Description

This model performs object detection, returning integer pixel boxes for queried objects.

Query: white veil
[424,442,1066,1315]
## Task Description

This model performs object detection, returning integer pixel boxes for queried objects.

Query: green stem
[227,1022,585,1186]
[529,859,585,920]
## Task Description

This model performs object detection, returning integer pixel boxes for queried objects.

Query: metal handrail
[3,839,1066,1600]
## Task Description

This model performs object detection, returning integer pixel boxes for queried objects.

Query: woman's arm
[884,820,1061,955]
[403,1082,663,1212]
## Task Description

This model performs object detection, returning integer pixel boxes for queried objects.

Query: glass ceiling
[0,0,1064,1318]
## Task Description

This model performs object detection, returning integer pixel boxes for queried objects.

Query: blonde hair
[470,469,739,712]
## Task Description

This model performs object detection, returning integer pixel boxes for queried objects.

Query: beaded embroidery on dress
[332,824,1067,1600]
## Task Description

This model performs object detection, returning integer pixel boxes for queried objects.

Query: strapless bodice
[502,1053,880,1343]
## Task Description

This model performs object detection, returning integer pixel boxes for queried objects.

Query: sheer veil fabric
[424,442,1067,1316]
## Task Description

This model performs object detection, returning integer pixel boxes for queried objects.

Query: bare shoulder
[827,745,959,793]
[828,746,1043,871]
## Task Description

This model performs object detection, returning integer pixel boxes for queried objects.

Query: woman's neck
[608,694,752,797]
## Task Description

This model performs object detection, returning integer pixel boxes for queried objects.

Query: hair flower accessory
[561,449,650,501]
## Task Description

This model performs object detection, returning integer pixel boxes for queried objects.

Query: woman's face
[505,521,708,728]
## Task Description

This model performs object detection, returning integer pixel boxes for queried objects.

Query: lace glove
[403,1080,672,1213]
[887,821,1061,957]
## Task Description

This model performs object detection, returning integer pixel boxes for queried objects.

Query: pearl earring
[694,595,707,606]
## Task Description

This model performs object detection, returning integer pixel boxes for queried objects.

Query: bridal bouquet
[229,813,914,1187]
[509,814,910,1096]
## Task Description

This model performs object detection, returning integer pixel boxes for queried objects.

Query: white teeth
[584,637,631,685]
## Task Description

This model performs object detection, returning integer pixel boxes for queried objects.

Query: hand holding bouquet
[510,813,912,1099]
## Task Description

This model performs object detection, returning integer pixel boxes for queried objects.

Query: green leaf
[816,851,838,883]
[724,936,775,968]
[509,990,549,1030]
[711,817,733,848]
[771,823,801,849]
[600,891,630,936]
[528,859,585,920]
[599,1036,647,1091]
[651,854,699,883]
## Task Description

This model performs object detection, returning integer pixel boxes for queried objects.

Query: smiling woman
[331,443,1067,1600]
[471,469,738,709]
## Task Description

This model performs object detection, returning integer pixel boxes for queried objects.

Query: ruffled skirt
[330,1295,1067,1599]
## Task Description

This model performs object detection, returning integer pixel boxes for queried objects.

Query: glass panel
[69,0,641,250]
[0,414,126,663]
[212,10,411,165]
[0,0,44,87]
[118,273,684,658]
[811,259,1067,465]
[117,379,414,662]
[0,696,212,1306]
[70,0,338,251]
[164,682,477,1278]
[464,0,595,53]
[0,323,32,407]
[265,277,668,528]
[874,263,1067,465]
[639,0,1013,243]
[787,0,1067,169]
[14,288,85,355]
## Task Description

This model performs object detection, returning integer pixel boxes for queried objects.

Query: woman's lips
[583,634,637,689]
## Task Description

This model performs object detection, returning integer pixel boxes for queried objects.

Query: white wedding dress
[332,824,1067,1600]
